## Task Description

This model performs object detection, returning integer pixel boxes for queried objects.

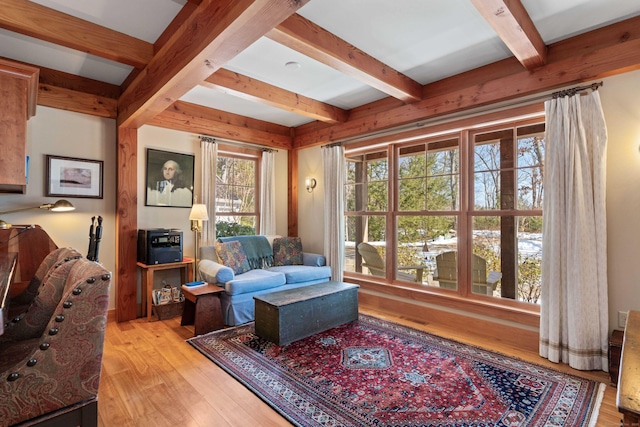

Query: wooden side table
[609,329,624,386]
[137,258,193,321]
[181,283,224,336]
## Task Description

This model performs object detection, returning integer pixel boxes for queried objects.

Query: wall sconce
[305,177,317,193]
[189,203,209,280]
[0,199,75,229]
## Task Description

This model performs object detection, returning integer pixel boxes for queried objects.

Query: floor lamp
[189,203,209,280]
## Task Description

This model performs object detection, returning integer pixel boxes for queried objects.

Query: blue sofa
[198,235,332,326]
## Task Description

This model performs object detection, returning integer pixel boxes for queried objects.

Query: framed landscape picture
[46,155,103,199]
[145,148,194,208]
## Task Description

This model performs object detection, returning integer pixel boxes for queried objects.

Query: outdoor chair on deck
[433,251,502,295]
[356,242,424,283]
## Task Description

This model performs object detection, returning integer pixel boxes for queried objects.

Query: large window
[215,151,260,237]
[344,111,545,308]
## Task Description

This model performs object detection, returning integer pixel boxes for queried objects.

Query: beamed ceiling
[1,0,640,150]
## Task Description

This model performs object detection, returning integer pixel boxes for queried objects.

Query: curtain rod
[321,142,343,149]
[198,135,215,143]
[552,81,603,99]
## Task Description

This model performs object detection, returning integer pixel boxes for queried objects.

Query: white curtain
[322,145,345,281]
[539,90,609,371]
[200,138,217,246]
[260,150,276,235]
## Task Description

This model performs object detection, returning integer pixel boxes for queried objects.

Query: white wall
[296,70,640,332]
[0,106,117,308]
[297,145,325,254]
[600,68,640,330]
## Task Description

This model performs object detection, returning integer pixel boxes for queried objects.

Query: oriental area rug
[188,314,604,427]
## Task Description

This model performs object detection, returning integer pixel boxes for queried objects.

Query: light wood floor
[98,308,624,426]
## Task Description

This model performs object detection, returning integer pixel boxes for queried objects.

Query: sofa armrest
[303,252,326,267]
[199,259,234,284]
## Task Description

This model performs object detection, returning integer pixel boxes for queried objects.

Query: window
[344,109,544,308]
[215,150,260,237]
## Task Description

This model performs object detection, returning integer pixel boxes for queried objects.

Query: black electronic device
[137,229,183,265]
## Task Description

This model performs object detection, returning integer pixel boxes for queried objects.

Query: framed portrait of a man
[145,148,195,208]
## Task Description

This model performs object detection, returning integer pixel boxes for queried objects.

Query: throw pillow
[272,236,303,266]
[215,241,251,274]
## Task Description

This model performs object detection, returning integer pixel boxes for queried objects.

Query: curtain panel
[322,145,345,282]
[260,150,276,236]
[200,138,217,246]
[539,91,609,371]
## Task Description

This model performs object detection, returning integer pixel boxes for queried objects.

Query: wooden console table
[137,258,193,321]
[617,310,640,427]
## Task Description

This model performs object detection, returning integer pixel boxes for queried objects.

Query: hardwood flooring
[98,308,624,426]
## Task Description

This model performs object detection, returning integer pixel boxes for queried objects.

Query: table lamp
[189,203,209,280]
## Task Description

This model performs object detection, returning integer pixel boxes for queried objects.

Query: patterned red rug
[188,314,604,427]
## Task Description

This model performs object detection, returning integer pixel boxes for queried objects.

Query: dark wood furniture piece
[617,310,640,427]
[180,283,224,336]
[609,329,624,386]
[0,225,58,296]
[137,258,193,321]
[0,252,18,335]
[254,281,359,346]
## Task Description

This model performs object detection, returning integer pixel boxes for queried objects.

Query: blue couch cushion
[267,265,332,284]
[224,269,286,295]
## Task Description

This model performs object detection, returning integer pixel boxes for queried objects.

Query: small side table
[609,329,624,386]
[181,284,224,336]
[137,258,193,321]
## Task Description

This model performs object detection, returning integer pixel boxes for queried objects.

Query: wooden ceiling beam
[149,100,292,149]
[117,0,309,129]
[202,69,348,124]
[268,13,422,103]
[293,16,640,147]
[38,84,117,118]
[0,0,153,68]
[471,0,547,69]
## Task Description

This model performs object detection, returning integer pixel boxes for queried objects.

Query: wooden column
[116,127,138,322]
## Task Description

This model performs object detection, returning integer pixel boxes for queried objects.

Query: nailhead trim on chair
[72,288,82,295]
[7,373,19,381]
[86,277,96,284]
[40,343,50,351]
[27,359,37,367]
[48,327,59,335]
[55,315,65,322]
[63,301,72,308]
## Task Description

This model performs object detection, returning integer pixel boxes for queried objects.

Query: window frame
[215,144,262,235]
[343,105,545,316]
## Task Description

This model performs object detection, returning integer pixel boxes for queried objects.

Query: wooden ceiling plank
[268,13,422,103]
[293,16,640,147]
[202,69,348,123]
[149,101,292,149]
[117,0,310,129]
[0,0,153,68]
[471,0,547,69]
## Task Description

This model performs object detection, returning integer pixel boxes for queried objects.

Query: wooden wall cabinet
[0,59,39,193]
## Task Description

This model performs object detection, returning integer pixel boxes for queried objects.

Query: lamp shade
[189,204,209,221]
[47,199,75,212]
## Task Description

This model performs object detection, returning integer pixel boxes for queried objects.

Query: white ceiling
[1,0,639,128]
